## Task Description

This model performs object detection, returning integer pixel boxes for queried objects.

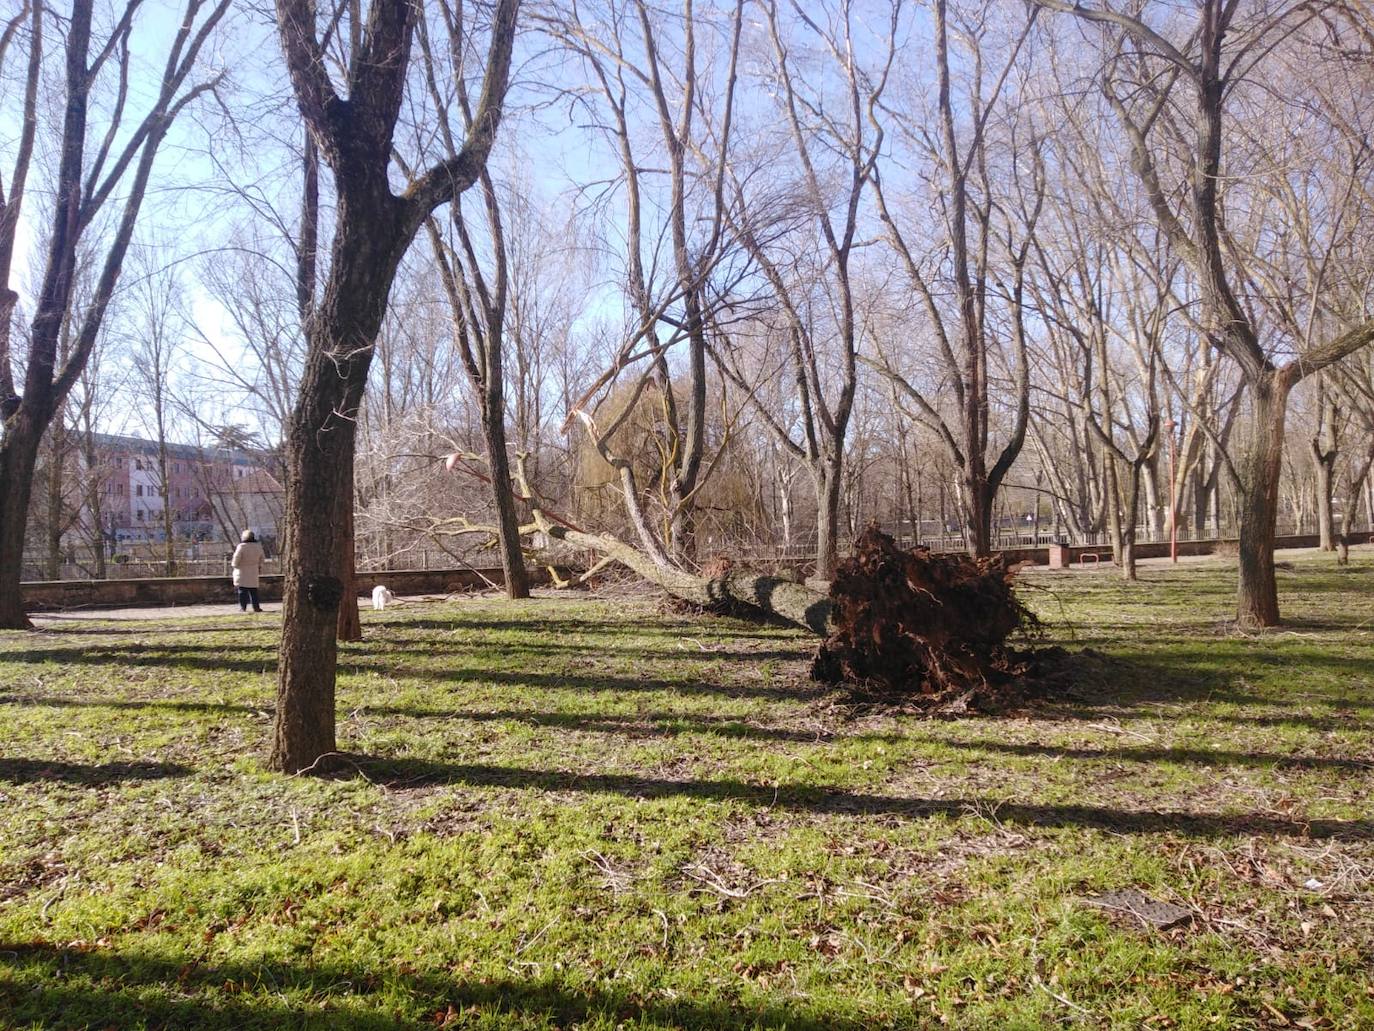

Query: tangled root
[812,526,1047,709]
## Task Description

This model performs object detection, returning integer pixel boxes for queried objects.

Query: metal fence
[22,517,1341,583]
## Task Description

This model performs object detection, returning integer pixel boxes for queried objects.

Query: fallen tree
[501,459,1039,703]
[541,529,835,636]
[546,522,1042,707]
[432,453,837,635]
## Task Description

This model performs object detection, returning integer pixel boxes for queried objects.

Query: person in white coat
[231,530,266,613]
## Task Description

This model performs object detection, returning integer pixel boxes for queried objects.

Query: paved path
[28,598,410,627]
[32,602,288,626]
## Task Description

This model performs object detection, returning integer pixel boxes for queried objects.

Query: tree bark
[336,459,362,641]
[1235,372,1290,627]
[0,416,41,624]
[1120,458,1147,582]
[482,405,529,600]
[963,478,995,558]
[814,458,843,580]
[273,203,400,771]
[1103,455,1123,566]
[548,524,834,636]
[45,417,67,580]
[1314,447,1336,552]
[1311,382,1338,552]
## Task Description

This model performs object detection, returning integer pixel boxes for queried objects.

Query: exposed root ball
[812,526,1041,707]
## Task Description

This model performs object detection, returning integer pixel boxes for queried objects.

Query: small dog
[371,585,396,610]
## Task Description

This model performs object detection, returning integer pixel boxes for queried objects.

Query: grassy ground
[1,553,1372,1030]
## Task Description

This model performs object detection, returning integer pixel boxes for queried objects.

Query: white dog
[371,585,396,610]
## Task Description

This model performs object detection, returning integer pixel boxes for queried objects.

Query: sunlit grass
[1,552,1371,1028]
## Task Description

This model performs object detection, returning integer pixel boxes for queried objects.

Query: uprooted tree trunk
[543,523,836,636]
[555,525,1038,706]
[517,473,1035,703]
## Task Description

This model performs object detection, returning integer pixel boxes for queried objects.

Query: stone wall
[20,567,559,612]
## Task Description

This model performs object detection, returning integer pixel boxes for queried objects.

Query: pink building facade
[85,434,284,546]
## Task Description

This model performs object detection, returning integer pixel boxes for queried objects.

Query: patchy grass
[1,552,1372,1029]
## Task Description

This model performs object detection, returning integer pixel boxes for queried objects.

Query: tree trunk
[482,404,529,600]
[1143,460,1163,542]
[1120,460,1144,582]
[1336,443,1374,566]
[548,524,834,635]
[1311,382,1338,552]
[1235,372,1290,628]
[83,437,107,580]
[275,352,353,770]
[0,416,42,627]
[158,434,175,576]
[273,212,399,772]
[1314,449,1336,552]
[814,458,843,580]
[1191,467,1208,537]
[45,420,66,580]
[336,460,361,642]
[779,470,794,549]
[965,477,993,558]
[1104,455,1123,566]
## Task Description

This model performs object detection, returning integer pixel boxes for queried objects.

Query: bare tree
[715,0,896,579]
[1036,0,1374,625]
[1331,354,1374,563]
[269,0,520,773]
[0,0,228,627]
[414,10,533,600]
[71,340,121,579]
[1309,378,1340,552]
[548,0,747,571]
[126,250,186,575]
[865,0,1041,557]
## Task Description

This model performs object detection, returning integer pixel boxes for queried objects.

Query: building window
[135,485,143,497]
[135,459,143,471]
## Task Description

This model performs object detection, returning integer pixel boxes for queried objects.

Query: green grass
[1,553,1372,1029]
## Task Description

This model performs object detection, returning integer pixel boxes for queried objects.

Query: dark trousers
[237,586,261,612]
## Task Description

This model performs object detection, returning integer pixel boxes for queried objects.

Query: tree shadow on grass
[17,625,809,668]
[333,755,1374,841]
[939,739,1374,773]
[387,615,799,642]
[1039,649,1374,727]
[0,942,870,1031]
[363,638,807,664]
[0,642,277,675]
[5,638,1371,727]
[0,758,192,785]
[26,621,267,636]
[0,643,826,701]
[0,694,892,745]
